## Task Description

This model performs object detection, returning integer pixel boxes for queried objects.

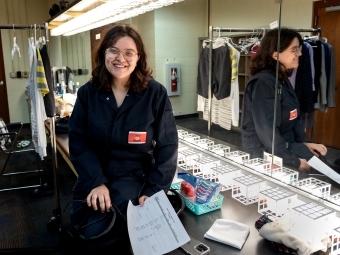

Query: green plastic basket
[171,182,224,215]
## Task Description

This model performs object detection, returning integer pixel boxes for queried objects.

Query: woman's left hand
[139,195,148,207]
[304,142,327,156]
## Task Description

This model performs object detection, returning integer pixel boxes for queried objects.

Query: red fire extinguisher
[171,68,177,92]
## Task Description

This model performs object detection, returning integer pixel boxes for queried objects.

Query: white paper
[308,156,340,184]
[127,190,190,255]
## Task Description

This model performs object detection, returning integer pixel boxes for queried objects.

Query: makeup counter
[167,127,340,255]
[47,123,340,255]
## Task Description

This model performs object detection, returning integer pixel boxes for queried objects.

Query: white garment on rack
[201,96,232,130]
[25,38,47,159]
[197,45,240,129]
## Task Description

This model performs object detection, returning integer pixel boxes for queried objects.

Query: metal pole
[208,25,213,136]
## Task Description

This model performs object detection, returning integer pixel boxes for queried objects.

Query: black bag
[71,189,184,252]
[55,116,70,134]
[71,201,129,254]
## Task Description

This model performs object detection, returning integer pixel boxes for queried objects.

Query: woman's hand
[299,158,311,172]
[139,195,148,207]
[87,184,111,213]
[304,142,327,157]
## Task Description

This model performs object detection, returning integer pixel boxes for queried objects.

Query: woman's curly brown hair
[91,23,153,93]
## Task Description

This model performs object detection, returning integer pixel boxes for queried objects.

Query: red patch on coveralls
[128,131,147,144]
[289,109,297,120]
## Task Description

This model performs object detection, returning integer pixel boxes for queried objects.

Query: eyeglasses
[289,45,302,54]
[105,47,138,61]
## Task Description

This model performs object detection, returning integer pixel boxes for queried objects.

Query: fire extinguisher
[171,68,177,92]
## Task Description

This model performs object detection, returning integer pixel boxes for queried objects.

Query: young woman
[68,23,178,253]
[241,27,327,172]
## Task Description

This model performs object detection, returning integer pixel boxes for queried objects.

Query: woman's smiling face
[276,37,302,70]
[105,36,140,84]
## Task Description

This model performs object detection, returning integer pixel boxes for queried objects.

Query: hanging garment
[36,48,49,96]
[202,95,232,130]
[295,42,314,113]
[197,45,231,100]
[314,43,327,111]
[327,44,336,108]
[40,45,55,117]
[305,39,322,103]
[228,45,240,127]
[25,38,47,159]
[198,44,240,129]
[229,45,238,82]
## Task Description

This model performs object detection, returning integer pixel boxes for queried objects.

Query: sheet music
[308,156,340,184]
[127,190,190,255]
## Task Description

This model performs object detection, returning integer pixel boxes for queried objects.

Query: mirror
[54,0,340,210]
[276,0,340,207]
[48,31,91,94]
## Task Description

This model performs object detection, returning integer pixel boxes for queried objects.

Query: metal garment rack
[0,23,63,254]
[206,26,322,136]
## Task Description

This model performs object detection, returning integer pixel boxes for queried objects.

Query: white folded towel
[204,219,250,249]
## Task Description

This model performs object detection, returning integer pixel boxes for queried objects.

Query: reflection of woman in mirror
[241,27,327,173]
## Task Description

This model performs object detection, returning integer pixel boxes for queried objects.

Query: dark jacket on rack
[295,42,314,113]
[68,79,178,219]
[240,71,311,169]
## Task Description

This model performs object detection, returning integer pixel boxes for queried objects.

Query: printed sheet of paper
[308,156,340,184]
[127,190,190,255]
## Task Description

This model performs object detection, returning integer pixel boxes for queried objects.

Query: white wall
[153,0,208,116]
[210,0,314,29]
[0,0,317,122]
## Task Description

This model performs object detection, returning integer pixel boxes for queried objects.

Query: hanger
[11,24,21,60]
[212,28,225,49]
[202,27,226,49]
[304,35,319,40]
[30,25,35,46]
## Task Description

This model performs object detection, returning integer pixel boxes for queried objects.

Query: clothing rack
[205,26,322,136]
[0,23,62,254]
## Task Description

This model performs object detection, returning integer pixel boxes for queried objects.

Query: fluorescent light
[325,5,340,12]
[50,0,185,36]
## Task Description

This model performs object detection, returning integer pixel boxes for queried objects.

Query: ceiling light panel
[50,0,185,36]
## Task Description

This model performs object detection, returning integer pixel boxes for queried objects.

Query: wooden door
[312,1,340,149]
[0,31,10,124]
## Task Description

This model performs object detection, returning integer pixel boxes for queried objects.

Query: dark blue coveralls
[68,79,178,242]
[240,71,312,169]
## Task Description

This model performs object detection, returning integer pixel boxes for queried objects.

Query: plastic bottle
[68,80,73,92]
[61,81,66,98]
[75,82,80,94]
[73,82,76,94]
[56,83,61,94]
